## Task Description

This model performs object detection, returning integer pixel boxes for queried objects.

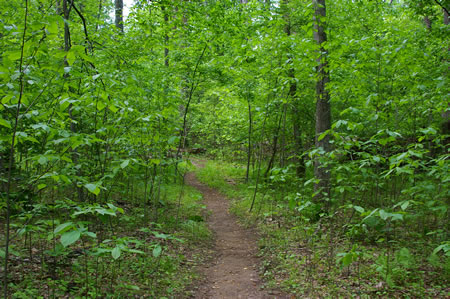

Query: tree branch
[433,0,449,15]
[70,0,93,52]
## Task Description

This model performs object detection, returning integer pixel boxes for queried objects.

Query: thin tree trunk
[115,0,124,32]
[161,5,169,67]
[264,107,284,178]
[246,97,252,183]
[313,0,331,200]
[96,0,103,31]
[293,111,306,176]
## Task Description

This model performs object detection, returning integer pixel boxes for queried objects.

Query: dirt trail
[187,162,287,299]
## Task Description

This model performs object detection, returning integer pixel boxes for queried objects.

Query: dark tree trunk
[282,0,305,176]
[161,5,169,67]
[264,108,283,178]
[115,0,124,32]
[313,0,331,200]
[246,97,252,183]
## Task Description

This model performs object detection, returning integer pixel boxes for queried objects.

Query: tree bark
[293,110,306,176]
[246,97,252,183]
[444,8,449,25]
[282,0,305,176]
[115,0,124,32]
[161,5,169,67]
[313,0,331,200]
[264,107,283,178]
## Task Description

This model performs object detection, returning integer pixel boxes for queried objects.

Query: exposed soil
[186,161,288,299]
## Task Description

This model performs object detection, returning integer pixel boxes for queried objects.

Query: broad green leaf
[401,201,410,211]
[168,136,177,144]
[84,232,97,238]
[7,51,21,61]
[318,131,328,141]
[121,159,130,169]
[61,230,81,247]
[379,209,389,221]
[150,159,160,165]
[54,222,73,234]
[47,21,58,35]
[84,183,100,196]
[97,101,107,111]
[353,205,364,213]
[112,246,121,260]
[391,213,404,222]
[342,253,353,267]
[0,118,11,128]
[153,245,162,257]
[109,105,119,113]
[66,51,76,66]
[38,156,48,165]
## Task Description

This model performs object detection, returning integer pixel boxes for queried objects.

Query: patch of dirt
[186,162,289,299]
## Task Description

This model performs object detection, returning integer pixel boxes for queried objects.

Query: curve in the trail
[186,164,288,299]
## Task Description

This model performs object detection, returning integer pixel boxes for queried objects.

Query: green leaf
[401,201,410,211]
[54,222,73,234]
[318,131,328,141]
[168,136,177,145]
[391,213,404,222]
[60,230,81,247]
[97,101,107,111]
[38,156,48,165]
[66,50,76,66]
[7,51,21,61]
[85,231,97,239]
[342,253,353,267]
[47,21,58,35]
[0,118,11,128]
[121,159,130,169]
[153,245,162,257]
[150,159,161,165]
[353,205,364,213]
[84,183,100,196]
[379,209,389,221]
[112,246,121,260]
[109,105,119,113]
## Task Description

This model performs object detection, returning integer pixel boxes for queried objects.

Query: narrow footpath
[186,163,288,299]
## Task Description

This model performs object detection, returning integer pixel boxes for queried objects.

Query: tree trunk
[246,97,252,183]
[444,8,449,25]
[115,0,124,32]
[282,0,305,175]
[313,0,331,200]
[264,107,283,178]
[293,111,306,176]
[161,5,169,67]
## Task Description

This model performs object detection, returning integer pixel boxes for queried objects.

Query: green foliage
[1,0,449,297]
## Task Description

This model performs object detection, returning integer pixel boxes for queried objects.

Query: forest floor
[187,160,289,299]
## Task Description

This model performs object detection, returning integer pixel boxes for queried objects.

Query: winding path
[186,162,287,299]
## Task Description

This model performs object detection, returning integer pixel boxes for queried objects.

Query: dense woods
[0,0,448,297]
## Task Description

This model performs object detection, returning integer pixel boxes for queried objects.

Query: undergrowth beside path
[2,177,212,298]
[194,159,449,298]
